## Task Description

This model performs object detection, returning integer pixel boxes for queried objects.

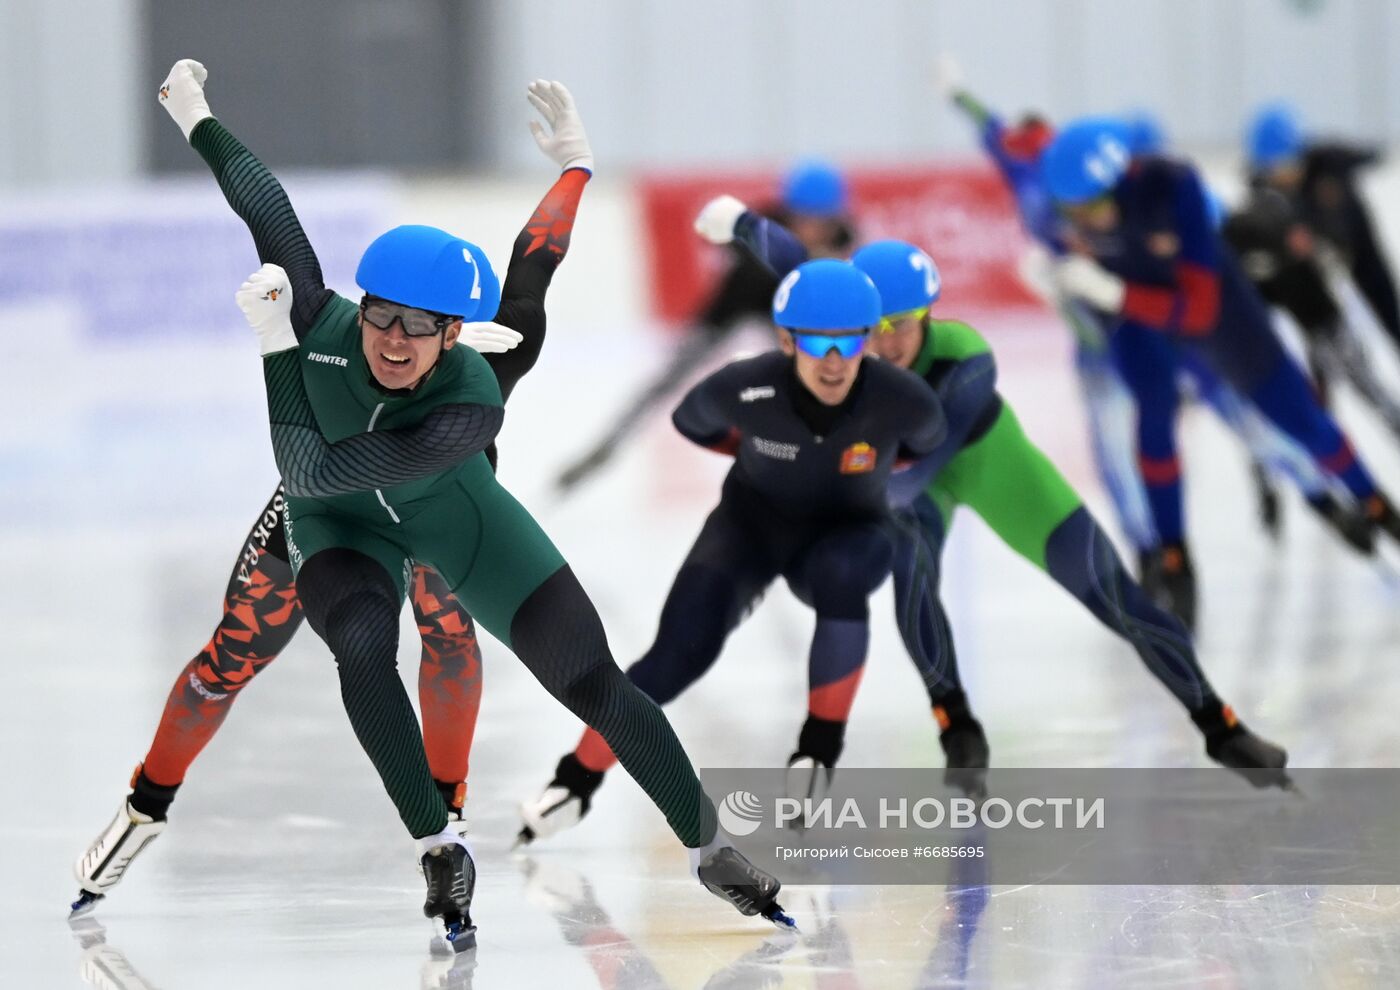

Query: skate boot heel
[421,837,477,954]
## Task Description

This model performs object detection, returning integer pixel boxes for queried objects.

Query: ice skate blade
[512,825,535,850]
[762,902,799,933]
[445,920,477,953]
[69,890,104,919]
[430,919,478,956]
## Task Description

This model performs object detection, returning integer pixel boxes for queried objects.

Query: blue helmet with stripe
[1042,117,1134,204]
[772,259,881,330]
[851,239,941,316]
[355,225,501,320]
[780,158,849,217]
[1247,103,1303,170]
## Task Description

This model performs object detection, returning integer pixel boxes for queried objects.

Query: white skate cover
[518,784,584,841]
[74,801,166,895]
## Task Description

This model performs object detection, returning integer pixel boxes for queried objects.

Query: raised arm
[695,195,809,279]
[159,60,333,338]
[238,265,503,497]
[488,80,594,399]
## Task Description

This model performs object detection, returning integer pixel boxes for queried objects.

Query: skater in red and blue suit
[1041,117,1400,623]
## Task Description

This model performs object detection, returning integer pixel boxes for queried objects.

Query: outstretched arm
[936,56,999,140]
[238,266,503,497]
[889,356,996,505]
[1054,169,1221,337]
[695,195,809,279]
[488,80,594,399]
[159,60,333,338]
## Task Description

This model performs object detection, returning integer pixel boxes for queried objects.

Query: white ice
[4,310,1400,989]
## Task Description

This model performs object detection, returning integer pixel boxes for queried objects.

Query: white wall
[483,0,1400,170]
[0,0,143,187]
[3,0,1399,186]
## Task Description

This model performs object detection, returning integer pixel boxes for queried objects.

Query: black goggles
[359,296,459,337]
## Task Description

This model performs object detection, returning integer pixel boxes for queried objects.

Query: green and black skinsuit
[188,118,718,846]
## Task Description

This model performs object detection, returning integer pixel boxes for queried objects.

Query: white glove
[458,321,523,354]
[933,53,964,100]
[1016,244,1058,304]
[527,80,593,173]
[1053,255,1126,313]
[235,264,297,356]
[693,195,748,245]
[158,59,214,141]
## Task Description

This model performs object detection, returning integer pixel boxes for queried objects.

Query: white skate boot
[515,754,605,847]
[71,800,167,917]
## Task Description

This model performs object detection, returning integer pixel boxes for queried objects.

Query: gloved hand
[458,322,523,354]
[1053,255,1126,313]
[235,264,297,356]
[933,53,964,100]
[527,80,594,173]
[693,195,748,245]
[158,59,214,141]
[1016,243,1058,304]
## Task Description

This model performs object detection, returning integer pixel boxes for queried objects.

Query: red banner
[637,163,1040,324]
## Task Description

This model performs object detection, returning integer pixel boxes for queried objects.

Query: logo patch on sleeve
[839,442,878,474]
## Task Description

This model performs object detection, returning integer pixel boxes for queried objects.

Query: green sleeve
[262,349,504,498]
[952,90,994,130]
[189,118,334,337]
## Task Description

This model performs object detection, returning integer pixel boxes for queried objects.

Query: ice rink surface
[5,311,1400,989]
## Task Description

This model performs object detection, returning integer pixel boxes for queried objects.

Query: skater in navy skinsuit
[1040,117,1400,627]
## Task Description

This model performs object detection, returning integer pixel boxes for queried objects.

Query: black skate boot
[934,692,990,799]
[786,715,844,806]
[1192,702,1291,790]
[1306,494,1376,555]
[422,840,477,953]
[1139,542,1198,633]
[516,753,606,847]
[1252,465,1281,540]
[691,838,797,931]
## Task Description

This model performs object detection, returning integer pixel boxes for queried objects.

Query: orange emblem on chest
[839,442,878,474]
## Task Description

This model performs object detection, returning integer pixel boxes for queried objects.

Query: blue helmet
[355,224,501,320]
[780,158,849,217]
[1247,103,1303,169]
[1042,117,1134,204]
[1124,111,1166,155]
[772,259,881,330]
[851,239,941,316]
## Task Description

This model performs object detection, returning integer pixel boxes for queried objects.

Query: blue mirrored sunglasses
[791,330,869,360]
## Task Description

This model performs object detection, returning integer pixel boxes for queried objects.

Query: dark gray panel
[146,0,490,172]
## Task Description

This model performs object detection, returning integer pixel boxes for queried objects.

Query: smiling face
[777,328,868,405]
[359,313,461,390]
